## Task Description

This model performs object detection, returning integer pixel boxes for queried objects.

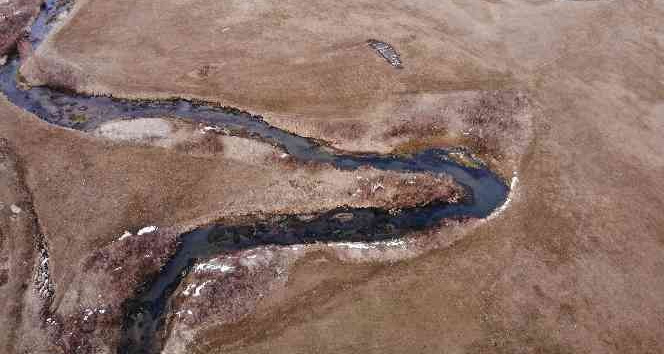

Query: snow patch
[175,309,194,317]
[383,239,406,247]
[510,174,519,190]
[56,10,69,21]
[182,283,196,297]
[193,280,212,297]
[137,226,158,235]
[118,231,132,241]
[333,242,374,250]
[487,173,519,221]
[194,260,235,273]
[371,183,385,193]
[83,308,94,321]
[10,204,21,214]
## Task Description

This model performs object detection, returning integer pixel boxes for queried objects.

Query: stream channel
[0,1,510,352]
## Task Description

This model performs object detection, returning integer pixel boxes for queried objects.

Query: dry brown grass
[174,132,225,156]
[0,97,465,353]
[3,0,664,353]
[0,138,59,354]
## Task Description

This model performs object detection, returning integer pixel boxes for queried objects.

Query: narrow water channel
[0,1,510,353]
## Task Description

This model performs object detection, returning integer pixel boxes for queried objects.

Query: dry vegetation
[48,227,179,353]
[387,90,532,177]
[0,139,58,354]
[1,0,664,353]
[0,0,41,58]
[18,0,534,175]
[0,98,464,353]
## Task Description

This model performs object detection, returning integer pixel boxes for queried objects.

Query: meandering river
[0,1,510,352]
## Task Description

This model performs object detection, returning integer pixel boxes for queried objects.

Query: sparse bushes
[459,91,524,130]
[456,91,526,161]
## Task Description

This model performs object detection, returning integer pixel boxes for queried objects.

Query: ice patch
[137,226,157,235]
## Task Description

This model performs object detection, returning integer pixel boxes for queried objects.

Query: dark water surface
[0,1,510,353]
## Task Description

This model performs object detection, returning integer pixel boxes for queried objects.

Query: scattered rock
[367,39,403,68]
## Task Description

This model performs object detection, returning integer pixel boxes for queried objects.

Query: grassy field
[2,0,664,353]
[0,98,463,352]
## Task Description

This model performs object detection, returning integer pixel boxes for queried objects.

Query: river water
[0,1,510,353]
